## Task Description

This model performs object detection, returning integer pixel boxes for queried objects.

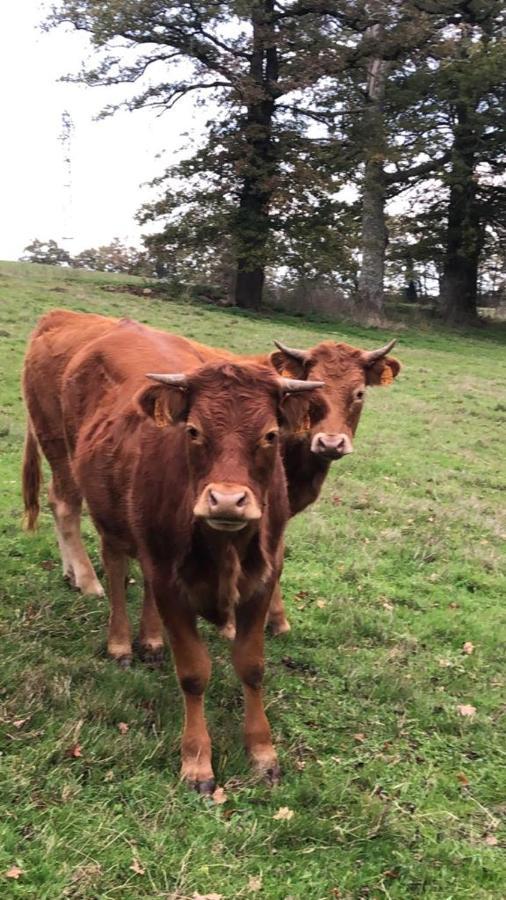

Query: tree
[437,2,506,323]
[72,238,150,274]
[21,238,71,266]
[48,1,336,309]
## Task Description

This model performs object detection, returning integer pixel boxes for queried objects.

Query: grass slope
[0,261,505,899]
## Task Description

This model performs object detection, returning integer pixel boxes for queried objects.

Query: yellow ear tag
[380,366,394,386]
[154,396,170,428]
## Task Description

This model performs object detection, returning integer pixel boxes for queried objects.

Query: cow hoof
[251,755,281,785]
[114,654,133,669]
[268,619,291,636]
[186,777,216,796]
[79,578,105,598]
[264,763,281,786]
[139,643,165,666]
[219,622,236,641]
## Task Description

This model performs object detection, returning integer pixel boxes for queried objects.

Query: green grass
[0,260,505,899]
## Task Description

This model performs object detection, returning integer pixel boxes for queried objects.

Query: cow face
[137,363,326,532]
[271,339,401,461]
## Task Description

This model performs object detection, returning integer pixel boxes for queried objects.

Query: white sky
[0,0,201,260]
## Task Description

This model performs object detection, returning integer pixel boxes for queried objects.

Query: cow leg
[138,581,165,663]
[154,593,214,793]
[101,539,132,665]
[266,580,291,635]
[48,477,104,596]
[233,596,280,783]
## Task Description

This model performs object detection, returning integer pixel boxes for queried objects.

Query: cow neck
[282,435,330,517]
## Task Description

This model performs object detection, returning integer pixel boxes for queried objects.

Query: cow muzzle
[310,432,353,460]
[193,483,262,531]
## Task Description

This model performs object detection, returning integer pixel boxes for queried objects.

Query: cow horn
[273,340,310,363]
[362,339,397,366]
[278,377,325,394]
[146,373,189,387]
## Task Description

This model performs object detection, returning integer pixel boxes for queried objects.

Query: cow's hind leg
[48,475,104,596]
[137,581,165,663]
[101,539,132,666]
[266,581,291,635]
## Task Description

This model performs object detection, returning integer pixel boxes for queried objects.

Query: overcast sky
[0,1,201,261]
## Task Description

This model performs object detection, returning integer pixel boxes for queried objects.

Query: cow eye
[186,424,200,440]
[263,430,279,445]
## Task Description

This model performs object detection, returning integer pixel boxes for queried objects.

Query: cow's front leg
[154,588,214,793]
[232,594,280,784]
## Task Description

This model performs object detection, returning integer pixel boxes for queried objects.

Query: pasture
[0,260,505,899]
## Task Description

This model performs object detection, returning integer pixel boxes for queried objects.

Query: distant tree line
[46,1,505,323]
[21,238,155,276]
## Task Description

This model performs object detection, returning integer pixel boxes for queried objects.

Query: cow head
[137,363,326,532]
[271,339,401,460]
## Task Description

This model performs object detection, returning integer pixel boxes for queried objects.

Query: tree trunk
[233,1,278,310]
[358,27,389,317]
[441,103,481,324]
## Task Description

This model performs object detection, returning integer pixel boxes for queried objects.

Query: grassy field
[0,260,505,899]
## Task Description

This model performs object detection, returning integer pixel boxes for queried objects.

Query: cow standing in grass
[22,309,400,641]
[23,317,325,790]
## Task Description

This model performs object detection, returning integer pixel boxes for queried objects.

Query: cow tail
[22,420,42,531]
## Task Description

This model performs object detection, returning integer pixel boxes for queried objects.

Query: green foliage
[21,238,71,266]
[1,260,506,897]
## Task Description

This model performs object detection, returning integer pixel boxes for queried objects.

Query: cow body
[23,314,326,789]
[23,309,400,639]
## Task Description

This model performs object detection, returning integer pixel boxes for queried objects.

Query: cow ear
[365,356,401,387]
[278,391,328,433]
[135,383,189,426]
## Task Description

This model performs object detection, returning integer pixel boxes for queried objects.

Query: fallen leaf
[331,495,341,506]
[438,658,451,668]
[248,874,262,892]
[484,834,498,847]
[117,722,129,734]
[273,806,294,821]
[382,601,394,611]
[66,743,82,758]
[212,787,227,805]
[353,733,366,743]
[40,559,56,571]
[456,772,469,786]
[130,858,145,875]
[5,866,23,879]
[457,704,476,718]
[12,718,29,729]
[193,894,223,900]
[316,599,327,609]
[463,641,474,655]
[448,601,459,610]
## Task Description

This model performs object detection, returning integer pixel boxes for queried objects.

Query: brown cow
[22,309,400,640]
[265,337,401,633]
[23,317,326,790]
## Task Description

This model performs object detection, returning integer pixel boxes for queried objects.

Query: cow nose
[208,489,248,515]
[311,432,353,459]
[193,483,262,527]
